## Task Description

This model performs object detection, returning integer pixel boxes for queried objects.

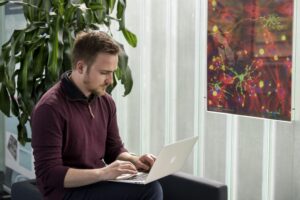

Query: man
[31,31,163,200]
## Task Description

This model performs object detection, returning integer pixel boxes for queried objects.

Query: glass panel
[204,112,227,183]
[237,117,264,200]
[293,122,300,200]
[273,122,294,200]
[149,0,168,155]
[176,0,197,173]
[117,0,142,154]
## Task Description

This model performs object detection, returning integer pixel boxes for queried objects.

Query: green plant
[0,0,136,145]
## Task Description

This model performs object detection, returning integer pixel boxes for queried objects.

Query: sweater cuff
[48,166,69,189]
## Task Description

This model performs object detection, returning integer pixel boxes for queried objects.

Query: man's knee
[143,181,163,200]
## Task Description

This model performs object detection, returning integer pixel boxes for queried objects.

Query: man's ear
[75,61,86,74]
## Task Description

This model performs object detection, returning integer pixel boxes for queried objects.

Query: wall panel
[237,117,264,200]
[203,112,227,183]
[176,0,197,173]
[273,123,294,200]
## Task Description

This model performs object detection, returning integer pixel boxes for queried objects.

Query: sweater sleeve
[103,95,128,164]
[31,103,69,194]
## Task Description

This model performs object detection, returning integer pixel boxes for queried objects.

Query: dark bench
[11,172,227,200]
[159,172,227,200]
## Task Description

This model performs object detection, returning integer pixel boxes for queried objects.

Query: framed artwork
[207,0,293,121]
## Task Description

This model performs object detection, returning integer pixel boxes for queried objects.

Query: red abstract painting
[207,0,293,120]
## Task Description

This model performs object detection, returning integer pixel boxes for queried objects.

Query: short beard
[83,70,108,96]
[92,89,105,96]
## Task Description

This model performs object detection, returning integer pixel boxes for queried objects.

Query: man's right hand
[102,160,138,180]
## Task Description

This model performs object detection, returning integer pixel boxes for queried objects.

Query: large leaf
[7,30,25,79]
[18,37,44,95]
[0,84,11,117]
[42,0,51,23]
[36,0,44,20]
[78,5,94,26]
[89,2,106,23]
[0,63,4,82]
[47,14,63,81]
[75,4,87,31]
[117,0,125,19]
[5,74,15,95]
[117,0,125,30]
[122,28,137,47]
[64,3,77,24]
[106,70,118,94]
[17,118,31,146]
[61,27,73,73]
[0,0,8,6]
[23,0,35,22]
[32,44,47,79]
[11,95,19,116]
[119,65,133,96]
[117,44,133,95]
[106,0,116,13]
[33,78,46,103]
[1,42,12,64]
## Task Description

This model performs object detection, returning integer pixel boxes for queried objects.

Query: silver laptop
[109,136,198,184]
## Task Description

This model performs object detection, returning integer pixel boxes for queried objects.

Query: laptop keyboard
[127,172,148,181]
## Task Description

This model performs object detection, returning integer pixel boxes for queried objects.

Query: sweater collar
[61,70,96,102]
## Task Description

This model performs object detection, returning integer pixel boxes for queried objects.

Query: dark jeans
[63,181,163,200]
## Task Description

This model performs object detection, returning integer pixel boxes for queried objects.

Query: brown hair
[71,31,120,69]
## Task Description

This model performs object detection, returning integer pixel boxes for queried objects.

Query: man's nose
[105,73,114,85]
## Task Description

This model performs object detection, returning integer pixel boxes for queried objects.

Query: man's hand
[117,152,157,172]
[131,154,156,172]
[102,160,138,180]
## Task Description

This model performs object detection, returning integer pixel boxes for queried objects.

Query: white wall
[112,1,300,200]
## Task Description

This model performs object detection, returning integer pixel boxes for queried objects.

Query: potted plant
[0,0,136,145]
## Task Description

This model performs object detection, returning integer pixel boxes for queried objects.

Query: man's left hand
[133,154,156,172]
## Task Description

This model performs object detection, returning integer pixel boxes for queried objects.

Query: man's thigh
[63,181,163,200]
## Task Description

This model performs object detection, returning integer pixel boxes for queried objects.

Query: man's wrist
[129,152,138,157]
[117,152,138,163]
[128,153,139,165]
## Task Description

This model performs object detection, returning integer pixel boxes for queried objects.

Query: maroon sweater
[31,72,127,200]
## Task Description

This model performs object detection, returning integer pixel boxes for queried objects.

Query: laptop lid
[145,136,198,184]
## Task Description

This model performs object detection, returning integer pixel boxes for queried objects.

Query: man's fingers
[137,162,150,171]
[150,154,157,161]
[141,154,155,166]
[119,168,138,175]
[112,160,137,173]
[136,154,157,171]
[120,161,137,171]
